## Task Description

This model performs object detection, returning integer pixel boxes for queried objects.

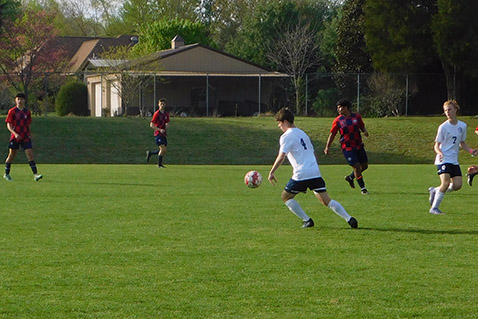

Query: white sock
[285,199,310,221]
[446,184,454,193]
[328,200,351,221]
[432,191,445,209]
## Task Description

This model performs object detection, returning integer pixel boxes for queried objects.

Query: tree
[0,8,68,106]
[432,0,478,101]
[267,24,321,114]
[0,0,20,30]
[363,0,438,73]
[131,18,213,56]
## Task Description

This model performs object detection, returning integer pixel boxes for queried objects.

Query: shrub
[56,81,88,116]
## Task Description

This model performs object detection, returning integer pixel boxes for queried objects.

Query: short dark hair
[159,98,167,103]
[275,107,294,123]
[336,98,352,109]
[15,93,26,99]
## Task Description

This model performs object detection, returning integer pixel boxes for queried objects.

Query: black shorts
[436,163,462,178]
[155,135,168,146]
[284,177,327,194]
[9,139,32,150]
[342,147,368,165]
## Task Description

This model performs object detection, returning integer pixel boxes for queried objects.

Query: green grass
[1,164,478,318]
[2,115,477,165]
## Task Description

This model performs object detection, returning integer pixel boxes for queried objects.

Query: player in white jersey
[268,107,358,228]
[428,100,478,214]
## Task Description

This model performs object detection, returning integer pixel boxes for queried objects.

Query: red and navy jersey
[5,106,32,142]
[330,113,365,151]
[475,124,478,132]
[151,110,170,137]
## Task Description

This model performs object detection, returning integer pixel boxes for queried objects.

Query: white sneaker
[34,174,43,181]
[429,208,445,215]
[428,187,436,206]
[3,173,12,181]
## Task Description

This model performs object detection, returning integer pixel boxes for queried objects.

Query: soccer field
[1,164,477,318]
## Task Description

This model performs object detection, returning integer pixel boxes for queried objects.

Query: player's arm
[434,141,444,161]
[361,126,369,137]
[460,141,478,156]
[324,132,337,155]
[6,122,19,140]
[268,152,286,185]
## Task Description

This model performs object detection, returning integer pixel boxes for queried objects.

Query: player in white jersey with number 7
[268,107,358,229]
[428,100,478,215]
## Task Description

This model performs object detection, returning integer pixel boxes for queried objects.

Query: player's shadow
[361,227,478,235]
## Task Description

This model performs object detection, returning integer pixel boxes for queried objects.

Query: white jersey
[434,120,467,165]
[279,127,321,180]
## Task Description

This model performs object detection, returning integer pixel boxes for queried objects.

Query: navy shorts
[9,139,32,150]
[155,135,168,146]
[437,163,462,178]
[285,177,327,194]
[342,148,368,165]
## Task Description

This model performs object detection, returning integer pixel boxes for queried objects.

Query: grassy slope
[1,115,477,165]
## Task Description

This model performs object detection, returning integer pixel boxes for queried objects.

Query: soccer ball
[244,170,262,188]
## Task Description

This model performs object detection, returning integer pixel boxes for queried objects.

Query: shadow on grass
[89,182,159,187]
[360,227,478,235]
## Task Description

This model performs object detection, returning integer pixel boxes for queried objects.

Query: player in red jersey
[4,93,42,181]
[324,99,369,194]
[146,98,170,168]
[467,124,478,186]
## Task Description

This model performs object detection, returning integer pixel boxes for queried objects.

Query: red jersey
[151,110,170,137]
[5,106,32,142]
[475,124,478,132]
[330,113,365,151]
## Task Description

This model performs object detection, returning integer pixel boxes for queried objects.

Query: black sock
[150,150,159,156]
[357,175,365,189]
[5,162,11,174]
[29,160,37,174]
[349,172,355,180]
[158,155,163,166]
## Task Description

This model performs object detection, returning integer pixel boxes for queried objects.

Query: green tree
[0,0,20,30]
[363,0,437,72]
[131,18,213,56]
[432,0,478,101]
[334,0,372,74]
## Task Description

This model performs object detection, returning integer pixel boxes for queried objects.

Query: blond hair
[443,100,460,112]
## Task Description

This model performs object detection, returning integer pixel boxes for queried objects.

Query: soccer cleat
[146,151,151,162]
[429,208,445,215]
[428,187,436,206]
[348,217,358,228]
[302,218,314,228]
[34,174,43,181]
[467,173,477,186]
[345,175,355,188]
[3,173,12,181]
[360,188,369,195]
[157,164,166,168]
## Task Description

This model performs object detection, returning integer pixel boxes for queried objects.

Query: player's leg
[158,144,167,167]
[282,180,313,227]
[4,147,17,181]
[467,165,478,186]
[314,191,358,228]
[25,146,42,181]
[430,172,450,214]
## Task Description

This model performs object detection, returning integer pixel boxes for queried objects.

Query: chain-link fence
[1,71,474,116]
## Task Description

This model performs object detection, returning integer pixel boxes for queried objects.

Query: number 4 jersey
[434,120,467,165]
[279,127,321,181]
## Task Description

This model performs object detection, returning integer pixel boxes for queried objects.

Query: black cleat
[302,218,314,228]
[360,188,369,195]
[158,164,166,168]
[345,175,355,188]
[348,217,358,228]
[146,151,151,162]
[467,173,477,186]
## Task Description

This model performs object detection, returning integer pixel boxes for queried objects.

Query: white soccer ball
[244,170,262,188]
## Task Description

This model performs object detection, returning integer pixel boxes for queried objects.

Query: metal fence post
[357,73,360,113]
